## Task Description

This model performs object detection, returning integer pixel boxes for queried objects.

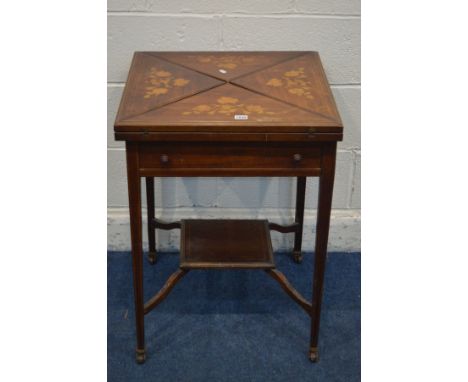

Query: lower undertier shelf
[180,219,275,269]
[144,218,313,329]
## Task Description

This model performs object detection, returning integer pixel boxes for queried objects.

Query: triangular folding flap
[116,53,224,122]
[232,53,341,123]
[151,52,306,81]
[120,83,336,128]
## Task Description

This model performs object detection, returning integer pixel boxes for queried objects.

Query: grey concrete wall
[107,0,361,251]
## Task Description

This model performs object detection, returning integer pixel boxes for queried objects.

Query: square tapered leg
[309,143,336,362]
[145,177,157,264]
[126,142,146,364]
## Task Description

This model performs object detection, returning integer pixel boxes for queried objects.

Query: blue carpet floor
[108,251,360,381]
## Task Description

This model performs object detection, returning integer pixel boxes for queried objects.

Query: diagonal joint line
[117,81,225,123]
[145,52,229,83]
[230,81,339,123]
[228,51,310,82]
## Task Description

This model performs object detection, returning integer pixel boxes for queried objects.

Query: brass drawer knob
[160,154,169,164]
[293,153,302,162]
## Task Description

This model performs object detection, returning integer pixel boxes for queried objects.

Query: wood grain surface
[114,51,343,136]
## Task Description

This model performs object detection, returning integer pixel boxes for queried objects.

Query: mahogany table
[114,51,343,364]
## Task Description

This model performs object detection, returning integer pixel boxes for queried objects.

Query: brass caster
[136,348,146,364]
[292,250,303,264]
[148,252,157,265]
[309,347,319,362]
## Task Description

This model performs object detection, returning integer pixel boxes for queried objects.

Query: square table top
[114,51,342,135]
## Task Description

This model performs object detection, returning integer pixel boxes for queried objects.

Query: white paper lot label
[234,114,248,120]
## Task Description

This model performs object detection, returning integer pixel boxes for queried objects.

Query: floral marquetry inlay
[194,55,256,70]
[144,68,190,99]
[115,52,342,128]
[266,67,316,100]
[181,96,280,117]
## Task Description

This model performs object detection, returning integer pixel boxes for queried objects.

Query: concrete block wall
[107,1,361,252]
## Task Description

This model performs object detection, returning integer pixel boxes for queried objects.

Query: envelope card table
[114,51,343,364]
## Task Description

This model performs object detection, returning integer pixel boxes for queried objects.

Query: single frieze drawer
[137,142,322,176]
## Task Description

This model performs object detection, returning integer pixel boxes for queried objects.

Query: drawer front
[138,142,322,176]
